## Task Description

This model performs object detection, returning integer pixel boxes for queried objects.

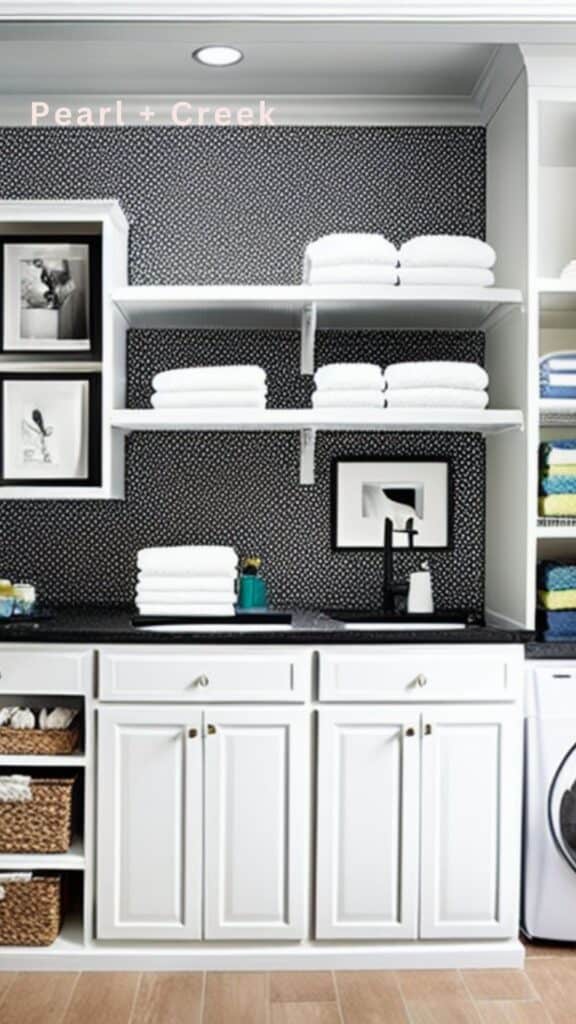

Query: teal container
[237,574,268,610]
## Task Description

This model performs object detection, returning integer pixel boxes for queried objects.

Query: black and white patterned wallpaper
[0,126,487,611]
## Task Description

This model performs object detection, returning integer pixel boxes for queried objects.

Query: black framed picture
[0,373,101,487]
[331,456,453,551]
[0,235,102,356]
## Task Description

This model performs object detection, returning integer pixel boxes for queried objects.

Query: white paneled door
[419,705,522,940]
[97,706,203,940]
[316,706,420,940]
[204,706,309,940]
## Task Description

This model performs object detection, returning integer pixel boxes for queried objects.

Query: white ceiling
[0,22,499,96]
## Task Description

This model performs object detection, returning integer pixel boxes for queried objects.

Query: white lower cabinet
[97,705,309,941]
[316,703,522,942]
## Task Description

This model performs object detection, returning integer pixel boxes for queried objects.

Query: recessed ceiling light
[192,46,244,67]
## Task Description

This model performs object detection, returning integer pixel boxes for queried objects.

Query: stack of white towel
[397,235,496,287]
[312,363,385,409]
[136,546,238,618]
[151,366,267,410]
[303,233,399,286]
[384,361,489,409]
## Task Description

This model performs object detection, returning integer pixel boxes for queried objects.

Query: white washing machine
[523,663,576,942]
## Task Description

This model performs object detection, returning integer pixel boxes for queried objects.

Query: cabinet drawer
[99,647,311,702]
[0,649,92,695]
[319,650,520,702]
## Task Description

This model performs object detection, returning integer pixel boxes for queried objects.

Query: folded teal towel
[540,475,576,495]
[539,562,576,591]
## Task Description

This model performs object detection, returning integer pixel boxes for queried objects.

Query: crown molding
[0,93,483,127]
[472,44,526,122]
[1,2,576,22]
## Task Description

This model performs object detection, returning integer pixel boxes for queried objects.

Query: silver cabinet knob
[411,673,427,688]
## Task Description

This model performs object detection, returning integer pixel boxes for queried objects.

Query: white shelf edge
[0,837,85,871]
[110,408,523,436]
[0,753,86,768]
[0,912,84,956]
[538,278,576,293]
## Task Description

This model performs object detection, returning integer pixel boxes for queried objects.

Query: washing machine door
[548,740,576,872]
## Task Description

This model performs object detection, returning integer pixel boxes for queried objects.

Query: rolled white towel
[151,390,266,410]
[38,708,79,731]
[0,775,32,803]
[384,361,488,391]
[398,266,494,287]
[152,365,266,393]
[0,707,18,728]
[399,235,496,269]
[9,708,35,730]
[307,265,398,286]
[314,363,383,391]
[312,389,385,409]
[386,387,489,409]
[137,546,238,575]
[305,233,398,266]
[136,590,236,605]
[137,574,235,592]
[137,604,236,618]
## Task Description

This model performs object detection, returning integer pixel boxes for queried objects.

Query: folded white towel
[137,546,238,574]
[314,363,383,391]
[137,604,236,618]
[312,389,385,409]
[151,390,267,410]
[399,235,496,269]
[398,267,494,287]
[136,591,235,605]
[137,574,235,592]
[384,361,488,391]
[386,387,489,409]
[152,365,267,393]
[545,448,576,466]
[305,233,398,265]
[137,566,238,580]
[307,264,398,286]
[549,373,576,388]
[547,358,576,371]
[0,775,32,803]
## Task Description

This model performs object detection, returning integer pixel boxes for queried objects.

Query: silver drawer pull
[411,673,427,688]
[192,674,210,688]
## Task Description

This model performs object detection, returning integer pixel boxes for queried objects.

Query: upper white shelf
[112,284,523,333]
[111,407,523,436]
[539,279,576,327]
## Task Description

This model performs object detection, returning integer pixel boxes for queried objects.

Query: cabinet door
[316,706,420,940]
[420,705,522,940]
[97,706,203,940]
[204,706,309,940]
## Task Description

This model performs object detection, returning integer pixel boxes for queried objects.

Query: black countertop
[0,607,531,646]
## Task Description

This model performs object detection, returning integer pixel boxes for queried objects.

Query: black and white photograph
[332,457,452,551]
[0,374,101,485]
[1,238,101,354]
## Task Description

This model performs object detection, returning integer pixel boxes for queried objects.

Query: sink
[342,621,466,631]
[134,611,471,633]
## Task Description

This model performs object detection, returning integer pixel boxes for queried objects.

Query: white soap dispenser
[407,560,434,615]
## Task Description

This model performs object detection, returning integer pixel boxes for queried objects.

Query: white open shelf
[539,279,576,327]
[0,753,85,768]
[0,837,85,872]
[113,284,523,374]
[0,913,84,958]
[111,407,522,435]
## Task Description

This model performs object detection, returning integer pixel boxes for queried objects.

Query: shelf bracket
[300,303,317,375]
[300,427,316,486]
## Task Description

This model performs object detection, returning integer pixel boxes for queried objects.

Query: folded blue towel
[539,562,576,591]
[543,610,576,635]
[541,385,576,399]
[540,475,576,495]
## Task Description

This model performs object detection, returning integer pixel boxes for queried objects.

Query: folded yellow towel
[539,589,576,610]
[539,494,576,516]
[543,465,576,477]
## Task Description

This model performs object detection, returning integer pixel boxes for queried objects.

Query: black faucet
[382,516,419,614]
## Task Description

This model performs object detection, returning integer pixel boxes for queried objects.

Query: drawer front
[99,648,311,702]
[319,651,518,702]
[0,649,92,694]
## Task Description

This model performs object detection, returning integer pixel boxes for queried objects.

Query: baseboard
[0,939,525,972]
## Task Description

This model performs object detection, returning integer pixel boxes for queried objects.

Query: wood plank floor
[2,959,576,1024]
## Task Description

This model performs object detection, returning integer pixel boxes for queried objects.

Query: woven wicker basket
[0,778,76,853]
[0,877,62,946]
[0,725,80,756]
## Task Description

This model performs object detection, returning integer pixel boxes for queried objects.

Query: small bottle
[237,556,268,611]
[12,584,36,617]
[0,580,14,619]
